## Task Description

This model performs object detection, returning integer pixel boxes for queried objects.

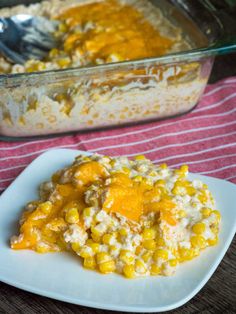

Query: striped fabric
[0,76,236,192]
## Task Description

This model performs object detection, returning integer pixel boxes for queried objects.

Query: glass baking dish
[0,0,236,139]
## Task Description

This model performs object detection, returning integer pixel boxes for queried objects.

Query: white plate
[0,149,235,312]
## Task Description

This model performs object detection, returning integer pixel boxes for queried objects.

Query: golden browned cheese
[11,160,177,251]
[102,173,144,221]
[57,0,174,63]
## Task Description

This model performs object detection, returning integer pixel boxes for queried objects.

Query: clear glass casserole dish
[0,0,236,139]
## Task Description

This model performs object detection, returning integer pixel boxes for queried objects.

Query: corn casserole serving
[0,0,211,137]
[11,154,221,278]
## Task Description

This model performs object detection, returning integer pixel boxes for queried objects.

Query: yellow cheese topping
[57,0,174,63]
[11,154,220,278]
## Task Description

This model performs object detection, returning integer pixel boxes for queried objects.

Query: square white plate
[0,149,235,312]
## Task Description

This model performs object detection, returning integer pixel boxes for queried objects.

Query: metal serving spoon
[0,15,59,64]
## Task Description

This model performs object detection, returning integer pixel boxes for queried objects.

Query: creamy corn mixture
[0,0,187,74]
[11,154,220,278]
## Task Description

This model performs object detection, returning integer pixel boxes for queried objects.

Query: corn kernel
[91,233,101,243]
[150,264,161,276]
[142,251,152,262]
[119,250,134,265]
[88,242,100,253]
[79,247,93,258]
[135,260,147,274]
[71,242,80,252]
[122,167,131,175]
[155,179,165,187]
[133,175,143,182]
[49,48,59,58]
[178,210,186,218]
[81,156,91,162]
[83,256,96,269]
[58,23,68,33]
[186,186,196,196]
[174,169,182,177]
[65,208,79,224]
[63,40,73,52]
[99,260,115,274]
[190,235,207,249]
[86,239,94,245]
[201,207,211,218]
[212,210,221,222]
[26,61,45,72]
[134,155,146,161]
[159,187,169,196]
[135,245,142,255]
[35,244,50,253]
[169,259,178,267]
[102,233,113,245]
[175,180,187,188]
[153,249,168,261]
[143,239,156,251]
[83,207,92,217]
[41,227,55,240]
[119,228,128,236]
[123,265,135,278]
[192,222,206,234]
[178,248,195,261]
[172,186,185,196]
[110,160,116,167]
[96,252,112,264]
[198,193,208,203]
[91,226,102,237]
[148,170,157,177]
[63,201,79,212]
[159,163,167,169]
[142,228,156,240]
[208,236,219,246]
[56,57,71,68]
[109,245,119,255]
[156,237,165,247]
[38,201,52,214]
[111,231,118,238]
[141,178,153,189]
[180,165,188,173]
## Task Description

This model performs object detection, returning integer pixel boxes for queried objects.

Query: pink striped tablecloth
[0,76,236,192]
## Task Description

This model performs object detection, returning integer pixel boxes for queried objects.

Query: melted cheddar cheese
[57,0,174,63]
